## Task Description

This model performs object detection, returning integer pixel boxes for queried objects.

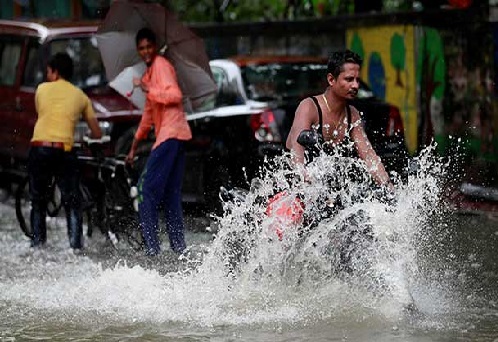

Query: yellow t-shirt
[32,79,96,150]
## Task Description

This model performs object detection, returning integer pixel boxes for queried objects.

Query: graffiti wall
[347,23,497,161]
[346,25,418,153]
[439,24,497,161]
[416,27,447,150]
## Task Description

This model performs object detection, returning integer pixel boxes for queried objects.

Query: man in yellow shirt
[30,52,101,249]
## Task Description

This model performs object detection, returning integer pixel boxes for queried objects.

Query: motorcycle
[216,129,418,314]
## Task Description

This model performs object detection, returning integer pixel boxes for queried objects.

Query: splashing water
[3,142,491,336]
[194,144,452,321]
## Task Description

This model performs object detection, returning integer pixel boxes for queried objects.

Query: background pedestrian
[29,52,102,249]
[125,27,192,256]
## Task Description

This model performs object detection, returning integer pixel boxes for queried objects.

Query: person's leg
[162,140,186,253]
[57,151,83,249]
[28,147,53,247]
[137,141,175,255]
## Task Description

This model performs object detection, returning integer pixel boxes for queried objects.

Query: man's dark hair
[48,52,73,80]
[327,50,363,78]
[135,27,156,46]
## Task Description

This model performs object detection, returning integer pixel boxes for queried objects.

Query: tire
[103,164,143,251]
[47,180,62,217]
[15,176,32,239]
[15,176,91,240]
[0,175,12,203]
[79,182,97,238]
[117,215,143,251]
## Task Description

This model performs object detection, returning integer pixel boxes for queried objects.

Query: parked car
[185,56,410,210]
[0,19,142,181]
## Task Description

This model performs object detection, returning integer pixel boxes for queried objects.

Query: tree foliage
[167,0,286,23]
[166,0,356,23]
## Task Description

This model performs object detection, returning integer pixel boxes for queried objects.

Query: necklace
[322,94,344,139]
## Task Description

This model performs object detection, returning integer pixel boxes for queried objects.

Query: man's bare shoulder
[297,96,318,114]
[347,104,362,121]
[295,96,319,122]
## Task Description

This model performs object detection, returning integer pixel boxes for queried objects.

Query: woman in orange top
[126,28,192,256]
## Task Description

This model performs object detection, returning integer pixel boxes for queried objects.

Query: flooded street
[1,157,498,342]
[1,0,498,340]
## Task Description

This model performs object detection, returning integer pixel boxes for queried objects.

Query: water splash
[198,144,451,320]
[0,144,469,329]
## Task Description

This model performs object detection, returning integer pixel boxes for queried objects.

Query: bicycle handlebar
[83,135,111,145]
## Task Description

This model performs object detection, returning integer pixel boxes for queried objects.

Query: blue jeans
[137,139,186,255]
[28,146,82,249]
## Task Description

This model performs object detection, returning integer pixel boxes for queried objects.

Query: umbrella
[96,0,217,111]
[109,61,146,109]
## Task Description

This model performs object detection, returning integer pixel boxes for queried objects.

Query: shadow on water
[0,144,497,341]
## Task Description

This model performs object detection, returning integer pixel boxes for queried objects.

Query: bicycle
[15,136,144,251]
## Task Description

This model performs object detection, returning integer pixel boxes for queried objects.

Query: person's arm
[125,136,141,165]
[86,116,102,139]
[350,108,393,189]
[285,98,316,165]
[125,99,153,165]
[82,97,102,139]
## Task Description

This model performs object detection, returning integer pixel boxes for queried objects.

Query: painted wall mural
[416,27,446,150]
[347,25,418,154]
[347,24,496,161]
[439,25,496,161]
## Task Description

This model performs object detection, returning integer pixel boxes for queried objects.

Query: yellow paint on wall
[347,25,418,154]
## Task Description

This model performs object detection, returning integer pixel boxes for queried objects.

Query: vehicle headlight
[74,120,113,143]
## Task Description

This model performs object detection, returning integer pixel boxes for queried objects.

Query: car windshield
[49,36,107,89]
[241,62,327,101]
[241,62,375,101]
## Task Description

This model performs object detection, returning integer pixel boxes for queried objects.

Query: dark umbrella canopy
[96,0,217,111]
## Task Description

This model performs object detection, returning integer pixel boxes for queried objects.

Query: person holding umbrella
[125,27,192,256]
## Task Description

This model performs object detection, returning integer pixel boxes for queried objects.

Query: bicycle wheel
[104,165,143,251]
[16,176,91,240]
[15,176,32,239]
[47,180,62,217]
[79,182,97,238]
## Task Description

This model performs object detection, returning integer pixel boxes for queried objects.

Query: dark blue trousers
[137,139,186,255]
[28,146,82,249]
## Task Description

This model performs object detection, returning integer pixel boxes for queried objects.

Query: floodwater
[1,148,497,341]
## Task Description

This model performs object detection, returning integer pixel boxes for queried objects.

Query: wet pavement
[0,178,497,341]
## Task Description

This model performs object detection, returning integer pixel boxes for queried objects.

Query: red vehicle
[0,19,142,177]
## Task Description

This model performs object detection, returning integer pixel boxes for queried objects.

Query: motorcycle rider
[286,49,393,190]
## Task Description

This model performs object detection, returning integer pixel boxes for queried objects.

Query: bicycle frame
[16,137,142,250]
[75,142,141,249]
